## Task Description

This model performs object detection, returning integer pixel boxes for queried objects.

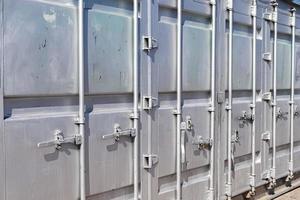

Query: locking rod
[78,0,86,199]
[133,0,139,199]
[271,1,278,187]
[287,7,296,183]
[208,0,216,199]
[226,0,233,199]
[176,0,183,199]
[249,0,257,197]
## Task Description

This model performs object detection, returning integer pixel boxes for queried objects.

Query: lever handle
[37,130,82,150]
[102,124,136,142]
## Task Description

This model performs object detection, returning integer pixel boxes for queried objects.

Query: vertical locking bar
[271,1,278,188]
[176,0,183,199]
[287,7,296,183]
[208,0,216,199]
[249,0,257,197]
[78,0,86,199]
[226,0,233,199]
[133,0,139,199]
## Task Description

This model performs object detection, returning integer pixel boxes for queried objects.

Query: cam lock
[102,123,136,142]
[37,130,82,150]
[192,136,213,149]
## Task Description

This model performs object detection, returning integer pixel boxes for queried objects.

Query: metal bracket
[102,124,136,142]
[226,0,233,10]
[143,154,158,169]
[180,116,193,131]
[142,36,158,51]
[262,92,272,102]
[143,96,158,110]
[192,136,213,149]
[263,11,277,23]
[209,0,216,5]
[261,131,271,142]
[37,130,82,150]
[251,4,257,17]
[263,52,272,62]
[83,1,93,9]
[289,15,296,27]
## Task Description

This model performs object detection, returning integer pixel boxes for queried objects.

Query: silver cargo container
[1,0,300,199]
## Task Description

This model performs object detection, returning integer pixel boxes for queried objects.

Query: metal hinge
[263,52,272,62]
[143,96,159,110]
[180,116,193,131]
[102,123,136,143]
[261,131,271,142]
[143,154,158,169]
[37,130,82,150]
[192,136,213,149]
[142,36,158,51]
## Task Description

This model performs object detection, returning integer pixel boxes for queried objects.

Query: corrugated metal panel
[0,0,300,200]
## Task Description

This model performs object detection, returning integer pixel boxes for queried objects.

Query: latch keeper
[143,96,159,110]
[142,36,158,51]
[143,154,158,169]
